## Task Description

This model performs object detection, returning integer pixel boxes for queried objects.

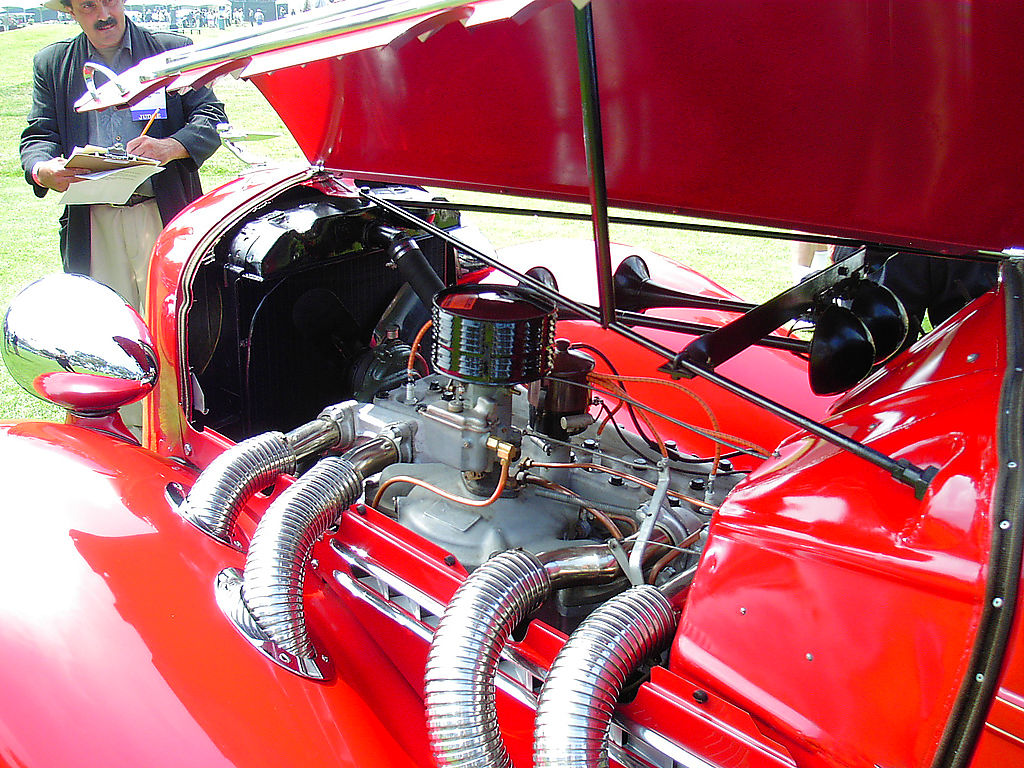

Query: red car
[2,2,1023,767]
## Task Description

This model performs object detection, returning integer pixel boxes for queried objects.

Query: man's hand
[125,136,189,165]
[33,157,89,193]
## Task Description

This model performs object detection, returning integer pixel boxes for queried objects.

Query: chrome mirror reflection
[1,274,158,415]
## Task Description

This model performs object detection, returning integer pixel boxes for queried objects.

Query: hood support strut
[561,4,931,499]
[572,0,615,328]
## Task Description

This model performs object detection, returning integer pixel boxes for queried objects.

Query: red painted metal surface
[0,417,801,768]
[247,0,1024,254]
[0,421,430,768]
[33,371,147,411]
[12,3,1023,765]
[670,280,1008,767]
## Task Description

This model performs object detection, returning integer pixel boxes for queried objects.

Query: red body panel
[672,285,1013,767]
[7,2,1023,765]
[248,0,1024,253]
[0,422,432,768]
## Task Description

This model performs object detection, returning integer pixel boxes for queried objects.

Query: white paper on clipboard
[58,165,164,206]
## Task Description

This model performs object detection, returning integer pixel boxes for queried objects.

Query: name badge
[131,89,168,121]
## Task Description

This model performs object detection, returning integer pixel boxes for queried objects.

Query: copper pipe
[372,453,511,509]
[407,319,433,377]
[525,476,624,540]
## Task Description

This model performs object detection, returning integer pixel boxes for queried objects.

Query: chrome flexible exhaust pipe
[424,534,674,768]
[216,423,413,679]
[425,549,552,768]
[182,402,358,545]
[533,581,684,768]
[240,428,409,658]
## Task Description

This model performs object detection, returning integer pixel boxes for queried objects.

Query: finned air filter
[432,285,556,385]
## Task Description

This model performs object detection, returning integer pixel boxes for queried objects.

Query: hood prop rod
[572,0,615,328]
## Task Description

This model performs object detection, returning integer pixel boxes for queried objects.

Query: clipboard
[65,145,161,173]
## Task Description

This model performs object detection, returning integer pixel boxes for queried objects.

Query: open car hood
[79,0,1024,254]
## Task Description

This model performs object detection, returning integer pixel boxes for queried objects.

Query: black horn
[613,255,751,313]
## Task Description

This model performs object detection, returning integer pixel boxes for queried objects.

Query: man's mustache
[94,17,116,30]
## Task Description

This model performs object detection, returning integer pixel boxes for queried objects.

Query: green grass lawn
[0,19,791,421]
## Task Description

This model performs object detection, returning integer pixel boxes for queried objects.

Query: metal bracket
[82,61,129,100]
[215,568,333,681]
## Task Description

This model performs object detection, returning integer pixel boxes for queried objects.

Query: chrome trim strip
[333,540,446,617]
[995,693,1024,716]
[983,722,1024,749]
[610,722,723,768]
[151,0,531,78]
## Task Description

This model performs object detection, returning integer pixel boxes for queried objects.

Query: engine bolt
[692,689,709,704]
[443,554,457,567]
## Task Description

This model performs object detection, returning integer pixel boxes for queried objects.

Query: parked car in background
[2,1,1023,767]
[0,12,29,30]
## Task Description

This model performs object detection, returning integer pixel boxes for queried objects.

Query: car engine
[177,188,745,767]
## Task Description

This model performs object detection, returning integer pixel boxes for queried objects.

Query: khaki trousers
[89,199,162,317]
[89,199,162,438]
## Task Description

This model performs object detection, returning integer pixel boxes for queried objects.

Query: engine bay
[187,185,463,438]
[169,181,992,768]
[182,184,759,599]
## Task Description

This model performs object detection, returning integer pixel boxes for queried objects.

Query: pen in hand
[139,111,158,140]
[124,112,159,159]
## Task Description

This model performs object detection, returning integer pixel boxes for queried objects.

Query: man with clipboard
[20,0,226,314]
